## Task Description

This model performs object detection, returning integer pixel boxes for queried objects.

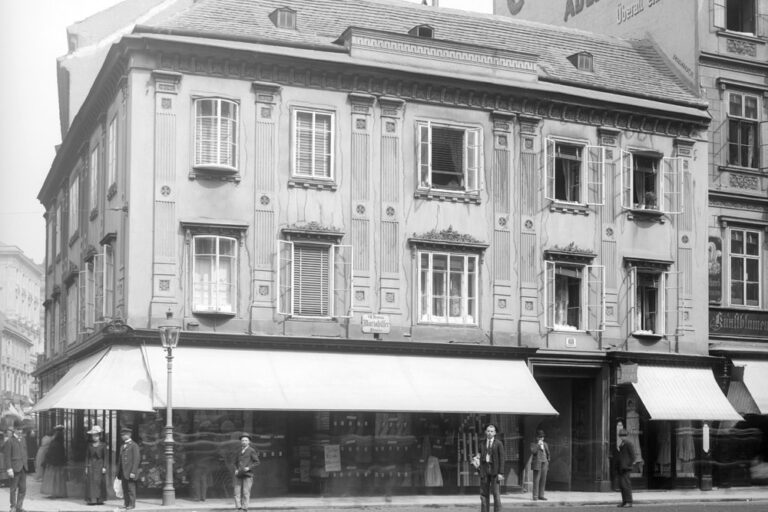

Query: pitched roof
[137,0,702,107]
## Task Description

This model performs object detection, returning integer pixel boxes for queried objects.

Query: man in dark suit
[529,429,550,501]
[4,421,28,512]
[616,428,635,508]
[117,427,140,510]
[233,433,260,512]
[477,423,504,512]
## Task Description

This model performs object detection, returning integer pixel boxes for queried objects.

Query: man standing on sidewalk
[4,420,28,512]
[477,424,504,512]
[117,427,140,510]
[616,428,635,508]
[233,433,260,512]
[529,429,550,501]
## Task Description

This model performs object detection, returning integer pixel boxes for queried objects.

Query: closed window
[545,261,604,331]
[193,235,237,313]
[417,121,480,192]
[620,152,683,213]
[194,98,239,169]
[545,139,604,205]
[293,109,334,179]
[55,205,61,256]
[729,228,760,306]
[727,92,759,169]
[417,252,478,324]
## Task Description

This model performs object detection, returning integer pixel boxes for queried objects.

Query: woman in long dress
[35,430,53,482]
[84,425,107,505]
[42,425,68,498]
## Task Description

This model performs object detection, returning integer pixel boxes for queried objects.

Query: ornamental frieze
[728,173,759,190]
[726,38,757,57]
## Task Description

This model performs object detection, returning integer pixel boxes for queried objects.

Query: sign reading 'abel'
[361,314,391,334]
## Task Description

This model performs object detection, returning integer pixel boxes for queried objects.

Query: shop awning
[631,365,742,421]
[31,345,155,412]
[732,360,768,414]
[727,381,760,415]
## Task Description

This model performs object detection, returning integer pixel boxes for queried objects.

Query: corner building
[35,0,737,499]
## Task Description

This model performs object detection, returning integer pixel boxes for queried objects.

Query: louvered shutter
[663,271,680,337]
[620,150,633,209]
[332,245,353,318]
[104,245,114,320]
[277,241,294,316]
[78,270,88,334]
[295,111,313,176]
[760,12,768,38]
[586,265,605,332]
[314,113,333,178]
[219,100,238,168]
[544,138,556,201]
[295,245,329,317]
[585,145,605,205]
[217,237,237,313]
[713,0,725,28]
[195,99,217,166]
[465,128,480,192]
[418,122,431,188]
[760,119,768,172]
[662,157,682,214]
[93,253,104,323]
[544,260,556,329]
[628,266,637,333]
[87,262,96,327]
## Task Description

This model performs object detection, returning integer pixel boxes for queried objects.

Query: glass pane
[729,93,743,117]
[746,283,759,306]
[744,95,758,119]
[731,282,744,305]
[195,237,216,255]
[731,257,744,280]
[746,232,759,255]
[746,258,759,282]
[197,99,215,116]
[731,230,744,254]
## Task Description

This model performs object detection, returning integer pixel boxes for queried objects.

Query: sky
[0,0,491,266]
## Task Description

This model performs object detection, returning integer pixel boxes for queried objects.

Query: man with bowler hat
[4,420,28,512]
[233,432,260,512]
[616,428,636,508]
[117,427,140,510]
[529,429,550,501]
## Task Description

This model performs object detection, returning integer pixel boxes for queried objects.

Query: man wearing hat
[233,433,260,512]
[529,429,550,501]
[117,427,140,510]
[4,420,28,512]
[616,429,636,508]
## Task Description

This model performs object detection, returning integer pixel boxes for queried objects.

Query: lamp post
[159,311,181,506]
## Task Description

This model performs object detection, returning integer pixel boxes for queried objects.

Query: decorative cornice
[282,222,344,242]
[544,243,596,263]
[408,226,488,253]
[151,69,182,94]
[251,81,281,103]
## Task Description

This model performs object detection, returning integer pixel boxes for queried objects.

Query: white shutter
[78,270,88,334]
[663,271,680,337]
[332,244,353,318]
[93,253,104,323]
[277,240,294,316]
[294,111,314,177]
[544,138,556,201]
[760,120,768,172]
[104,245,114,320]
[662,157,682,214]
[713,0,725,29]
[418,122,431,188]
[620,150,633,209]
[295,245,329,317]
[544,260,556,329]
[585,145,605,205]
[628,266,637,334]
[586,265,605,332]
[465,128,480,192]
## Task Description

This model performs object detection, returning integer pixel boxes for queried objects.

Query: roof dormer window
[409,24,434,38]
[568,51,593,72]
[269,7,297,30]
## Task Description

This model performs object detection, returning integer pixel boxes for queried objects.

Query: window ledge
[107,183,117,200]
[549,201,589,215]
[414,188,480,204]
[190,165,241,183]
[716,29,764,44]
[718,164,763,176]
[626,207,665,224]
[417,321,478,327]
[288,178,337,191]
[631,332,663,342]
[192,309,236,318]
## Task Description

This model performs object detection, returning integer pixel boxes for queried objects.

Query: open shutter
[544,138,556,201]
[465,128,480,192]
[585,145,605,205]
[418,122,431,188]
[78,270,88,334]
[332,244,353,318]
[104,245,114,320]
[760,12,768,38]
[93,253,104,323]
[662,157,682,214]
[278,240,294,316]
[586,264,605,332]
[713,0,725,29]
[620,150,633,209]
[760,120,768,172]
[628,266,637,334]
[663,271,680,337]
[544,260,556,329]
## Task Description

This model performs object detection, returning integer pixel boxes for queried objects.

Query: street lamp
[159,310,181,506]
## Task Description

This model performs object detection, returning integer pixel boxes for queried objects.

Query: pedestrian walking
[34,429,53,482]
[42,425,67,498]
[616,428,635,508]
[475,423,504,512]
[529,429,550,501]
[233,433,260,512]
[117,427,140,510]
[4,420,28,512]
[84,425,107,505]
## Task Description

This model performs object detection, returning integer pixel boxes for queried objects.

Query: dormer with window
[409,24,434,38]
[567,51,593,72]
[269,7,297,30]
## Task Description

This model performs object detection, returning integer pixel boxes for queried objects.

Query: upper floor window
[107,116,117,192]
[68,176,79,239]
[626,260,677,337]
[544,254,604,332]
[620,152,683,213]
[293,109,334,179]
[194,98,239,170]
[54,205,61,256]
[544,139,604,205]
[715,0,756,34]
[727,92,759,169]
[729,227,761,307]
[417,121,480,193]
[417,251,477,325]
[193,235,237,314]
[89,145,99,214]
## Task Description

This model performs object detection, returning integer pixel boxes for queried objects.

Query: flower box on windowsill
[190,164,241,183]
[414,188,480,204]
[631,331,662,342]
[627,206,665,223]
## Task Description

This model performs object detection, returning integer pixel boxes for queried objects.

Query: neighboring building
[35,0,737,499]
[0,243,44,410]
[494,0,768,489]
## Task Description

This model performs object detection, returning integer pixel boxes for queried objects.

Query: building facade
[35,0,738,499]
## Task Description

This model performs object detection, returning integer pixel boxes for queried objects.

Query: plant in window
[644,191,657,210]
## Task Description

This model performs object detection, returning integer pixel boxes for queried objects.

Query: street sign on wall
[361,314,391,334]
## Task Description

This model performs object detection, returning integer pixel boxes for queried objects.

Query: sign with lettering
[710,309,768,339]
[362,314,391,334]
[324,444,341,472]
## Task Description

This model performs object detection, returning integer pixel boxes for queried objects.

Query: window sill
[549,201,589,215]
[107,183,117,200]
[626,207,665,224]
[288,178,337,191]
[417,321,478,327]
[414,189,481,204]
[190,165,241,183]
[631,332,663,342]
[716,29,765,44]
[718,164,763,176]
[192,309,236,317]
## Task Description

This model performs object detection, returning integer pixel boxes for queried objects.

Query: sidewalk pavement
[3,477,768,511]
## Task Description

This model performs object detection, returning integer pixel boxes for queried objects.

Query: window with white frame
[68,176,79,238]
[78,245,116,331]
[544,139,604,205]
[293,109,334,179]
[66,283,78,342]
[107,116,117,189]
[55,205,61,256]
[729,228,761,307]
[46,216,54,265]
[192,235,237,313]
[89,145,99,213]
[545,259,604,331]
[715,0,756,34]
[417,121,480,192]
[727,92,759,169]
[620,152,683,213]
[278,241,352,318]
[417,251,478,324]
[194,98,239,169]
[627,262,678,336]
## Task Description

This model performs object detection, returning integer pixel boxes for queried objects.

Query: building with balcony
[34,0,738,498]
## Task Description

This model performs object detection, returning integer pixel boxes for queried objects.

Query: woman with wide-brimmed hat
[84,425,107,505]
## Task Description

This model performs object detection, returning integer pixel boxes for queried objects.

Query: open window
[544,139,604,205]
[417,121,480,193]
[544,250,604,332]
[714,0,756,34]
[627,259,678,338]
[620,151,682,214]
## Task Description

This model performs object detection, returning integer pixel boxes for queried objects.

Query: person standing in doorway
[529,429,550,501]
[42,425,67,498]
[616,428,635,508]
[117,427,140,510]
[4,420,28,512]
[233,433,260,512]
[477,424,504,512]
[84,425,107,505]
